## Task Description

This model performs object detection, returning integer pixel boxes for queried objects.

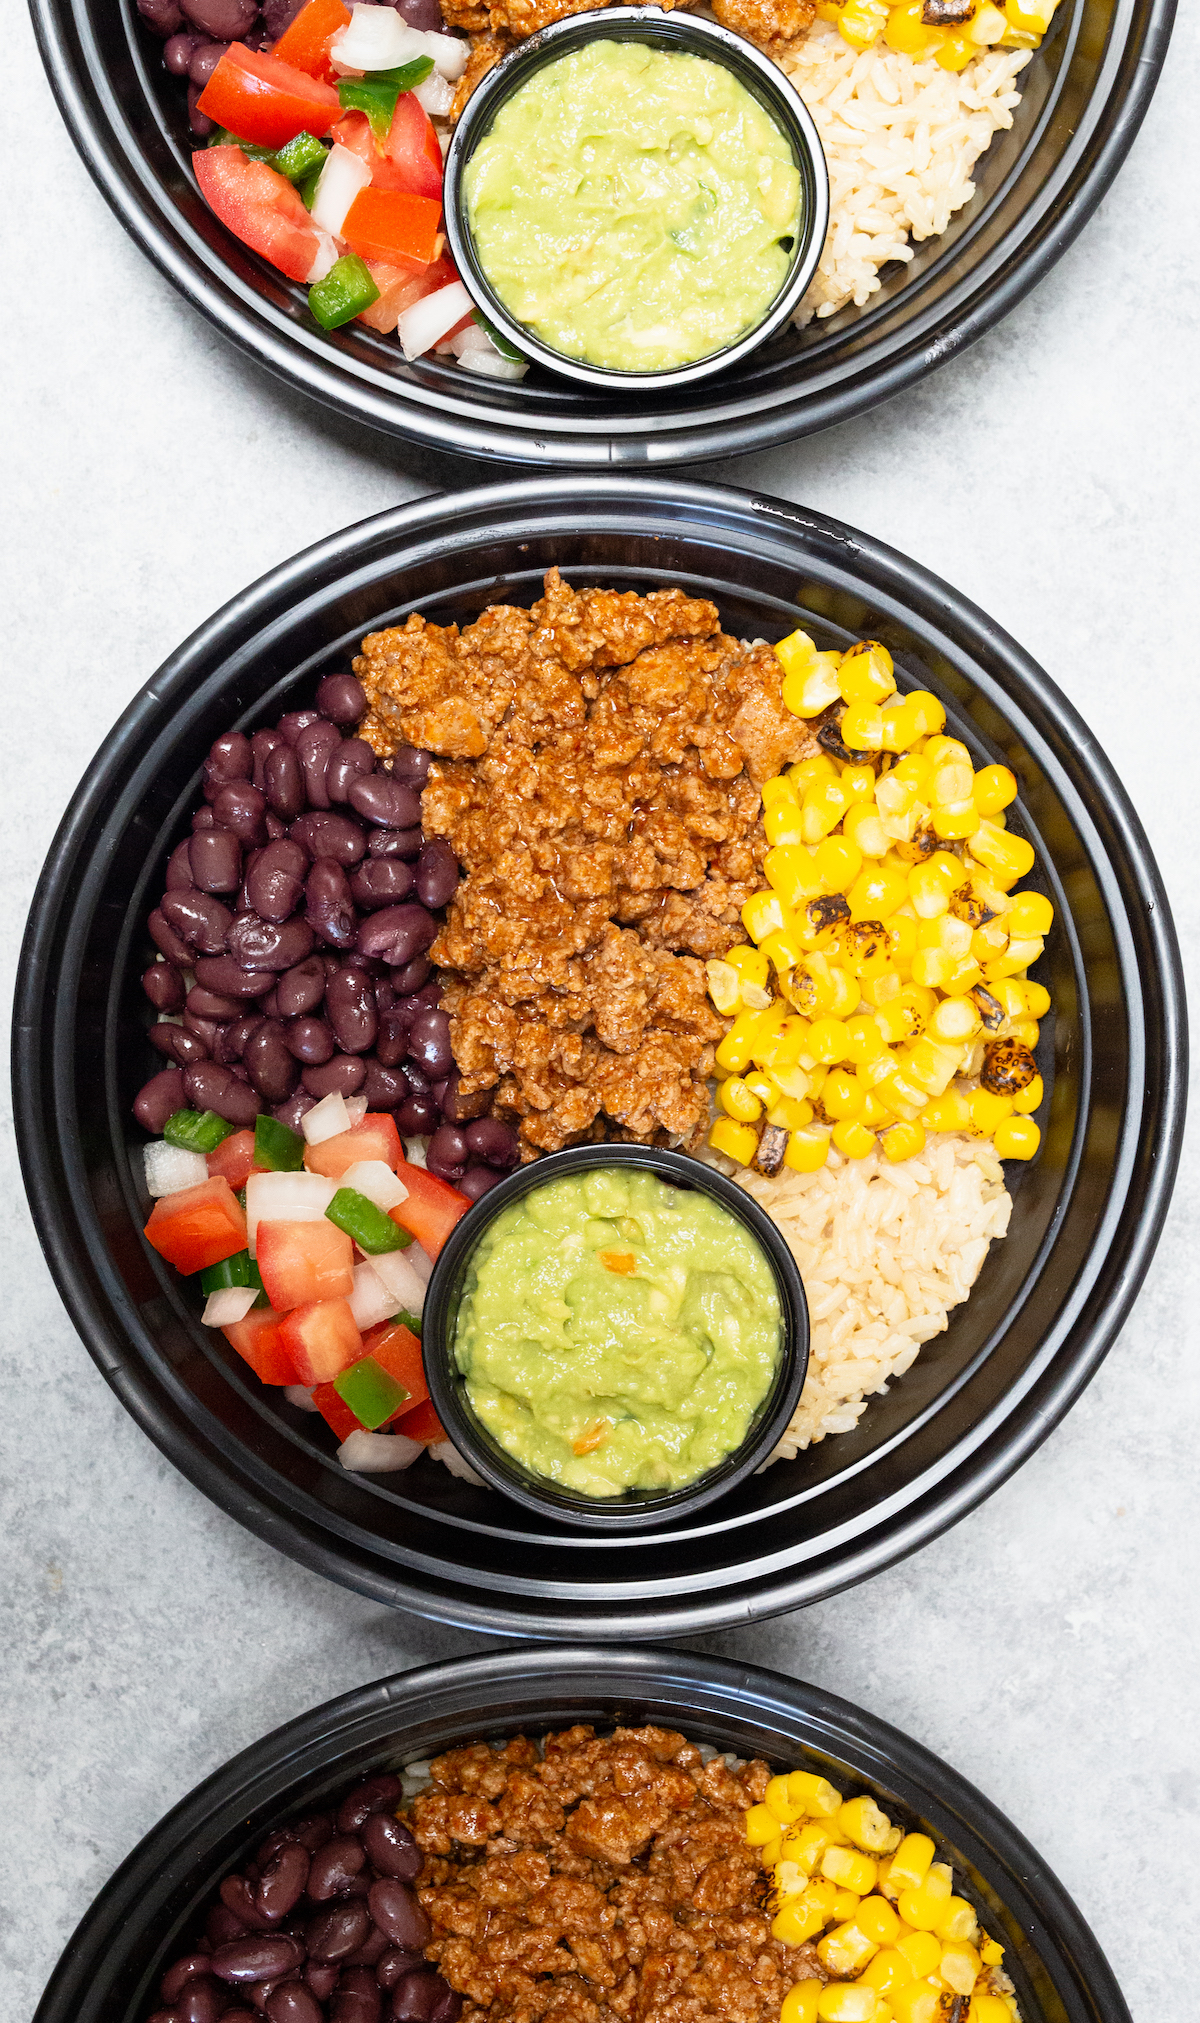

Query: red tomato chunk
[257,1218,355,1310]
[197,44,342,150]
[304,1113,403,1181]
[222,1307,297,1385]
[194,147,323,284]
[207,1128,259,1191]
[389,1163,470,1259]
[341,188,442,269]
[271,0,350,80]
[144,1177,247,1275]
[394,1397,445,1444]
[279,1297,363,1385]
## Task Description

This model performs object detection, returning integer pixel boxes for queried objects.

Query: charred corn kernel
[767,845,825,908]
[856,1898,902,1947]
[837,0,889,47]
[716,1007,769,1072]
[993,1113,1040,1159]
[969,1,1007,39]
[807,1016,850,1064]
[766,1775,807,1824]
[781,1985,821,2023]
[971,820,1035,885]
[773,1893,832,1945]
[743,889,788,944]
[920,1089,972,1133]
[1012,1072,1043,1114]
[718,1077,764,1123]
[937,1938,980,1988]
[832,1117,876,1159]
[843,802,891,858]
[861,1948,912,1994]
[816,835,865,892]
[726,944,772,992]
[769,1095,814,1131]
[842,762,877,803]
[788,958,839,1018]
[1005,890,1054,938]
[969,1087,1014,1136]
[876,981,935,1042]
[817,1921,877,1976]
[773,1860,808,1901]
[837,1796,896,1852]
[932,799,981,841]
[880,1119,926,1161]
[785,1125,831,1172]
[842,700,887,749]
[972,763,1017,815]
[787,1771,844,1816]
[849,863,909,920]
[884,0,945,53]
[968,1998,1012,2023]
[784,653,843,717]
[766,798,807,846]
[705,961,742,1015]
[895,1929,941,1975]
[889,1984,941,2023]
[816,1988,877,2023]
[709,1117,759,1164]
[803,778,849,842]
[839,641,896,704]
[745,1805,780,1845]
[928,995,981,1043]
[979,1938,1004,1968]
[822,1846,878,1893]
[774,628,818,679]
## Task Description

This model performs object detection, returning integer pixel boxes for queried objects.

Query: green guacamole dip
[463,40,802,373]
[454,1167,783,1498]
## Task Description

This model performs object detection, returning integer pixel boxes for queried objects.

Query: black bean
[357,905,436,969]
[136,0,184,32]
[307,1835,366,1902]
[363,1062,408,1111]
[347,775,421,830]
[265,744,306,821]
[429,1987,462,2023]
[143,963,186,1012]
[183,1011,223,1052]
[362,1814,422,1883]
[135,1067,187,1133]
[388,955,431,996]
[368,829,422,862]
[149,907,195,967]
[458,1166,504,1202]
[185,986,239,1021]
[166,839,195,890]
[220,1877,276,1933]
[274,1090,316,1133]
[334,1967,383,2023]
[296,720,343,811]
[345,1924,391,1968]
[464,1118,519,1167]
[205,728,253,785]
[227,914,316,973]
[284,1016,334,1065]
[212,1936,305,1985]
[216,1015,264,1064]
[146,2008,179,2023]
[246,839,310,924]
[214,780,269,846]
[161,888,234,954]
[178,1979,226,2023]
[326,968,378,1055]
[317,673,367,725]
[396,981,442,1022]
[194,955,276,999]
[265,813,288,841]
[365,1879,429,1951]
[406,1010,453,1079]
[305,858,358,950]
[414,841,458,911]
[148,1024,209,1067]
[350,858,415,910]
[426,1126,468,1184]
[389,746,433,789]
[162,1954,216,2003]
[277,710,322,746]
[302,1057,366,1100]
[291,812,366,867]
[256,1828,298,1869]
[337,1774,403,1833]
[183,1063,263,1125]
[187,81,214,135]
[376,1950,423,1991]
[256,1842,311,1922]
[193,806,216,828]
[327,740,376,803]
[245,1022,299,1103]
[179,0,257,36]
[307,1901,371,1963]
[399,1055,432,1095]
[396,1095,439,1136]
[277,957,327,1018]
[375,981,396,1012]
[373,1016,408,1069]
[291,1814,336,1854]
[208,1902,251,1947]
[252,729,286,791]
[391,1973,441,2023]
[190,827,243,895]
[304,1960,341,2003]
[266,1984,324,2023]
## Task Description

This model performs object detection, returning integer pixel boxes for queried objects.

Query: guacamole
[463,40,803,373]
[454,1167,783,1497]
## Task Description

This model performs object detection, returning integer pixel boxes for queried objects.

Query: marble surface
[3,5,1198,2019]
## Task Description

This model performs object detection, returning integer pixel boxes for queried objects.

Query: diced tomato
[389,1163,470,1260]
[357,261,429,333]
[257,1218,355,1310]
[392,1397,445,1443]
[144,1177,247,1275]
[207,1129,259,1191]
[362,1320,429,1412]
[194,147,323,284]
[341,187,442,269]
[270,0,350,80]
[331,96,442,201]
[304,1113,403,1181]
[222,1307,298,1385]
[312,1379,361,1440]
[279,1297,363,1386]
[196,44,341,150]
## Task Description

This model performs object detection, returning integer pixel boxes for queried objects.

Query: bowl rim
[31,1643,1133,2023]
[422,1143,810,1528]
[28,0,1177,463]
[441,7,831,391]
[11,475,1188,1636]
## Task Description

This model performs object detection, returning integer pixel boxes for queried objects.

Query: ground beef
[404,1727,824,2023]
[438,0,815,94]
[354,571,819,1157]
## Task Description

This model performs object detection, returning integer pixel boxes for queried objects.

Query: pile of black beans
[148,1770,459,2023]
[134,672,520,1202]
[134,0,445,139]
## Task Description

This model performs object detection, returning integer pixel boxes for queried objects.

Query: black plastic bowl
[30,0,1175,463]
[32,1644,1132,2023]
[423,1144,809,1528]
[12,477,1186,1637]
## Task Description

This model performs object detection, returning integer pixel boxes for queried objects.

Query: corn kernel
[827,966,862,1019]
[773,1895,828,1946]
[765,1774,806,1824]
[718,1077,763,1123]
[969,1087,1014,1136]
[745,1804,779,1845]
[993,1114,1040,1159]
[803,778,849,843]
[1005,0,1052,28]
[774,628,818,679]
[886,1840,935,1899]
[766,798,807,846]
[743,890,787,944]
[920,1089,972,1133]
[822,1067,865,1120]
[843,802,891,857]
[1012,1072,1043,1115]
[855,1896,902,1946]
[1004,890,1054,938]
[767,845,825,908]
[1010,1018,1040,1050]
[839,640,896,704]
[774,1860,808,1902]
[849,863,909,921]
[874,1074,924,1123]
[972,763,1017,815]
[837,0,889,47]
[934,28,975,68]
[968,1998,1013,2023]
[761,927,806,975]
[971,820,1036,885]
[932,799,981,841]
[781,1984,821,2023]
[881,698,925,753]
[895,1928,941,1976]
[785,1125,831,1172]
[937,1937,980,1989]
[1019,978,1051,1018]
[783,653,843,718]
[831,1117,875,1159]
[816,835,865,893]
[705,960,742,1015]
[929,756,974,807]
[821,1845,878,1894]
[842,762,877,803]
[928,995,981,1043]
[817,1921,877,1977]
[763,776,798,809]
[835,1795,895,1853]
[884,0,945,54]
[856,1088,887,1129]
[816,1987,877,2023]
[969,1,1007,40]
[768,1095,814,1131]
[744,1070,781,1108]
[861,1946,913,1993]
[726,943,771,992]
[889,1984,941,2023]
[905,693,946,738]
[879,1119,926,1162]
[842,700,886,749]
[791,754,841,792]
[787,1771,844,1817]
[709,1117,759,1165]
[715,1007,768,1073]
[979,1938,1004,1968]
[908,861,953,918]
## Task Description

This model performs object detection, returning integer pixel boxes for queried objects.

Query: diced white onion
[430,1438,485,1484]
[143,1141,209,1198]
[245,1170,336,1256]
[302,1092,352,1146]
[396,280,473,360]
[405,1243,434,1288]
[310,142,372,238]
[413,68,454,116]
[202,1284,259,1327]
[331,5,428,72]
[345,1095,369,1128]
[337,1428,424,1472]
[369,1245,428,1314]
[402,1137,428,1169]
[305,228,340,284]
[420,27,468,78]
[348,1259,403,1331]
[340,1160,409,1210]
[459,350,528,381]
[284,1384,320,1411]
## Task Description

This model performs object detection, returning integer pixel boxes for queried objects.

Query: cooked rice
[782,24,1032,324]
[733,1132,1012,1457]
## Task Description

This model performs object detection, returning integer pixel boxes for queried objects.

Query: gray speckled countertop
[3,6,1198,2020]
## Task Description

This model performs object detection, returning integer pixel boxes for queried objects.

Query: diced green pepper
[325,1187,406,1253]
[254,1114,306,1172]
[471,308,525,364]
[200,1250,266,1299]
[164,1108,236,1155]
[271,131,329,182]
[333,1353,411,1430]
[206,127,277,161]
[394,1310,422,1338]
[337,59,433,139]
[298,161,325,211]
[309,255,380,331]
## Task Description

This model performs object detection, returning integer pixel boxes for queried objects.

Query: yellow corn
[849,863,909,920]
[881,698,925,753]
[1004,890,1054,938]
[842,762,878,803]
[969,1087,1014,1136]
[765,1773,806,1824]
[806,1015,849,1064]
[920,1089,972,1133]
[821,1845,878,1894]
[822,1067,865,1120]
[889,1984,941,2023]
[836,0,889,46]
[839,641,896,704]
[842,700,887,750]
[769,1095,814,1131]
[803,778,849,842]
[937,1938,981,1990]
[993,1114,1040,1159]
[1019,978,1051,1018]
[725,943,771,992]
[897,1867,952,1932]
[745,1804,780,1845]
[818,1921,877,1977]
[860,1947,913,1994]
[905,694,946,737]
[932,799,981,841]
[844,801,891,857]
[1012,1072,1043,1115]
[928,994,981,1043]
[1010,1019,1040,1050]
[832,1888,863,1921]
[858,1089,889,1128]
[971,820,1036,885]
[743,889,788,944]
[886,1837,935,1896]
[773,1896,828,1946]
[718,1077,763,1122]
[774,628,819,679]
[816,1988,877,2023]
[781,1985,821,2023]
[967,1999,1014,2023]
[880,1119,926,1162]
[969,2,1007,40]
[884,0,945,54]
[783,652,843,718]
[705,960,742,1015]
[766,798,807,846]
[708,1117,759,1165]
[855,1896,902,1946]
[985,934,1045,980]
[1005,0,1053,27]
[792,754,840,792]
[773,1860,808,1903]
[761,927,807,975]
[972,763,1017,815]
[816,834,865,893]
[785,1126,831,1172]
[895,1930,941,1977]
[924,736,971,768]
[935,28,978,70]
[827,965,862,1018]
[715,1007,769,1073]
[831,1118,875,1158]
[837,1795,896,1852]
[788,1771,844,1816]
[767,845,825,908]
[979,1939,1004,1968]
[763,775,799,809]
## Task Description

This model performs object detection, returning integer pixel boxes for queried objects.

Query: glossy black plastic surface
[32,1645,1133,2023]
[13,479,1186,1636]
[30,0,1175,462]
[423,1144,809,1528]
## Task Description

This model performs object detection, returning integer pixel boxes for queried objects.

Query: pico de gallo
[189,0,526,374]
[142,1092,475,1472]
